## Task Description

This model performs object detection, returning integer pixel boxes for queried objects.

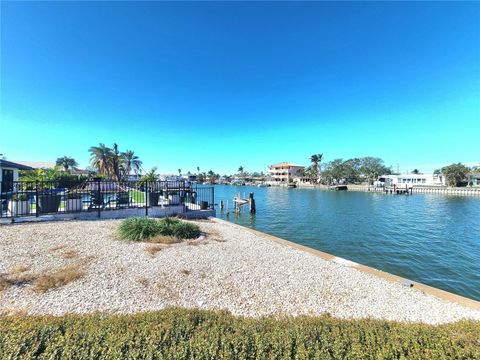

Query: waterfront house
[375,173,446,187]
[0,159,34,191]
[467,172,480,187]
[268,162,305,184]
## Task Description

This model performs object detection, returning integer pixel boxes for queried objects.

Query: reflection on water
[214,185,480,301]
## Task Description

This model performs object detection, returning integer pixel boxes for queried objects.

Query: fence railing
[0,180,214,218]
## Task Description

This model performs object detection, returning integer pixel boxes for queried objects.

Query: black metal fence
[0,180,214,218]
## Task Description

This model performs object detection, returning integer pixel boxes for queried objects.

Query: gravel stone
[1,219,479,324]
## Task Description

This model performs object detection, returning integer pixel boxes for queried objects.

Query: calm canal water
[212,185,480,301]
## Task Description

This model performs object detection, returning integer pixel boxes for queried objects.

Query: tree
[296,168,305,177]
[121,150,142,177]
[411,169,420,174]
[304,165,317,183]
[342,158,362,183]
[441,163,470,187]
[359,157,391,185]
[178,169,182,176]
[238,166,244,176]
[197,166,200,175]
[198,172,206,183]
[310,154,323,183]
[89,143,113,178]
[141,167,158,182]
[109,143,122,181]
[55,156,78,173]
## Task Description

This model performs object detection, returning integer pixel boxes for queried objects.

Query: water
[213,185,480,301]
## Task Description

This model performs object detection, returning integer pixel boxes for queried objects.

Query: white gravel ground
[1,219,479,324]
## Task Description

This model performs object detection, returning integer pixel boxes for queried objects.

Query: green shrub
[158,217,200,239]
[172,221,200,239]
[118,217,200,241]
[117,217,162,241]
[0,308,479,359]
[157,217,181,236]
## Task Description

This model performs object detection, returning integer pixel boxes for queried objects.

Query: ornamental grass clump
[118,217,200,241]
[117,217,163,241]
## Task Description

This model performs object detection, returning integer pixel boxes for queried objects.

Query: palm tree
[121,150,142,178]
[310,154,323,183]
[55,156,78,173]
[109,143,122,181]
[89,143,113,178]
[178,169,182,176]
[238,166,244,177]
[141,167,158,182]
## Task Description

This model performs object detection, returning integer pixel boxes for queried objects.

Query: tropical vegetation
[441,163,471,187]
[141,167,159,182]
[55,156,78,173]
[310,153,323,183]
[89,143,142,180]
[0,308,478,359]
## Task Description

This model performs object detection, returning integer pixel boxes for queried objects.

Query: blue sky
[1,1,479,174]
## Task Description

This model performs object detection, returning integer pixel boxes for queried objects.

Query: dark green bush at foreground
[0,308,479,359]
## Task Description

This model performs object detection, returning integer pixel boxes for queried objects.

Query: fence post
[35,181,39,217]
[97,179,101,219]
[211,186,214,210]
[145,182,148,217]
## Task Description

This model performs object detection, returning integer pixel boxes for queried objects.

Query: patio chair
[88,191,112,210]
[116,192,130,208]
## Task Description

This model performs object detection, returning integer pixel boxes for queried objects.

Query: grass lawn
[129,190,145,203]
[0,308,478,359]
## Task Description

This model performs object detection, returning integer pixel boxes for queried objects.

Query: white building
[0,160,34,193]
[375,173,446,187]
[267,162,305,183]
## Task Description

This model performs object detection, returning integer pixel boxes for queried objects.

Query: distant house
[182,172,197,182]
[467,172,480,187]
[0,159,34,192]
[375,173,446,187]
[268,162,305,183]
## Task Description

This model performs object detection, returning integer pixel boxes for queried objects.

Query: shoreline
[291,183,480,196]
[211,217,480,311]
[1,218,479,324]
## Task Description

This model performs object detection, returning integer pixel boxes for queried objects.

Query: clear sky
[1,1,479,174]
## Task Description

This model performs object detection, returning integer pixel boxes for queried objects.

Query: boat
[287,183,297,188]
[330,185,348,191]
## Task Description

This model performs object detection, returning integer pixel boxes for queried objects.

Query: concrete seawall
[296,184,480,196]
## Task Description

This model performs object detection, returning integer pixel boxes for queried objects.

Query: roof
[269,162,305,168]
[0,159,34,170]
[14,160,56,169]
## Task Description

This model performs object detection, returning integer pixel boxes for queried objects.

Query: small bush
[118,217,200,242]
[157,217,200,239]
[118,217,162,241]
[157,217,181,236]
[172,222,200,239]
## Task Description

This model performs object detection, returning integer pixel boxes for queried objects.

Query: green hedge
[0,308,479,359]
